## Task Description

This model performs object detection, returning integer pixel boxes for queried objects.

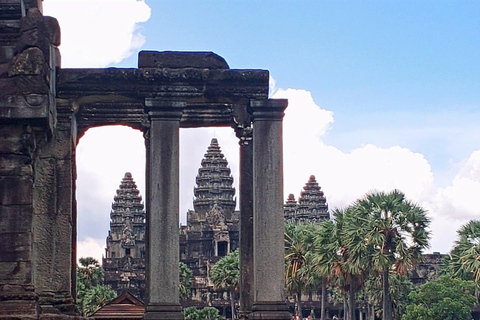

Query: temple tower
[284,175,329,222]
[180,138,239,312]
[103,172,146,301]
[193,138,236,221]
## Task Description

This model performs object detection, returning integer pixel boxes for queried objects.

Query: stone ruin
[0,1,291,319]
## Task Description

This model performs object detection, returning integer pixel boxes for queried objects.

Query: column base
[144,304,184,320]
[250,301,291,320]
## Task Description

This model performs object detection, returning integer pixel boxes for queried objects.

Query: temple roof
[111,172,144,218]
[284,175,329,223]
[192,138,236,218]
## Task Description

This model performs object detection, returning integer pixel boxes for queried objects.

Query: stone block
[0,125,35,155]
[9,47,46,77]
[0,300,38,318]
[0,232,31,261]
[0,177,33,205]
[0,204,32,233]
[0,261,32,282]
[139,51,229,69]
[0,155,33,176]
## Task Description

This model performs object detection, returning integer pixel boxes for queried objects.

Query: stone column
[144,99,184,320]
[234,117,254,319]
[250,99,290,320]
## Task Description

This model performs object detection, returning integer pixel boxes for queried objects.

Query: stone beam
[56,66,269,101]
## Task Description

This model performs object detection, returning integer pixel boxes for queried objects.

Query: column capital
[145,98,185,120]
[232,103,253,146]
[250,99,288,121]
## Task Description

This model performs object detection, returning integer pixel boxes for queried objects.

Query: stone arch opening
[76,125,146,262]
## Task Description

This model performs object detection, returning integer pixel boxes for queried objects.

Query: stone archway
[0,6,290,320]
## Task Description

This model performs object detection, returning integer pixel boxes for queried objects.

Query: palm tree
[314,208,369,320]
[285,222,317,318]
[81,285,117,316]
[354,190,430,320]
[179,261,193,300]
[209,249,239,320]
[443,220,480,293]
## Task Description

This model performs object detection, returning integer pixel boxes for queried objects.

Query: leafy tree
[285,222,317,318]
[183,306,224,320]
[210,249,239,320]
[81,285,117,316]
[443,220,480,286]
[313,208,370,320]
[180,261,193,300]
[184,306,201,320]
[355,190,430,320]
[199,307,222,320]
[402,276,477,320]
[76,257,117,316]
[362,273,413,320]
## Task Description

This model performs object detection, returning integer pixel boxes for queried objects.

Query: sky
[42,0,480,263]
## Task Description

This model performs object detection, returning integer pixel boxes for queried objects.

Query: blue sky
[43,1,480,260]
[133,1,480,184]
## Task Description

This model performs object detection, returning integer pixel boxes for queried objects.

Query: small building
[90,291,145,320]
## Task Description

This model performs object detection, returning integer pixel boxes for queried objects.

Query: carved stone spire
[285,175,329,222]
[193,138,236,220]
[283,194,298,221]
[106,172,145,258]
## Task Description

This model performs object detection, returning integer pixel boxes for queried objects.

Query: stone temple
[102,138,331,314]
[103,172,146,302]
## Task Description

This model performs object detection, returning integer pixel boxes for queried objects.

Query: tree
[285,222,317,318]
[183,306,224,320]
[355,190,430,320]
[76,257,117,316]
[81,285,117,316]
[180,261,193,300]
[210,249,239,320]
[444,220,480,285]
[402,276,477,320]
[313,208,370,320]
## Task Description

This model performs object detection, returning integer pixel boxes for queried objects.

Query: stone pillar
[144,99,184,320]
[234,118,254,319]
[250,99,290,320]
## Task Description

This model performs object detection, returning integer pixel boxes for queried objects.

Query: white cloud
[77,237,105,264]
[276,88,435,209]
[43,0,151,67]
[431,151,480,220]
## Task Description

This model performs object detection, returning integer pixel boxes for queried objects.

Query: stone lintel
[0,94,50,122]
[57,68,269,100]
[139,50,229,69]
[75,101,149,135]
[250,99,288,121]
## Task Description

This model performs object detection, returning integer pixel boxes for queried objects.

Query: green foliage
[209,249,239,320]
[362,273,413,319]
[402,276,477,320]
[183,306,224,320]
[199,307,222,320]
[81,285,117,316]
[76,257,117,316]
[180,261,193,300]
[210,249,239,292]
[184,307,201,320]
[354,189,430,320]
[443,220,480,284]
